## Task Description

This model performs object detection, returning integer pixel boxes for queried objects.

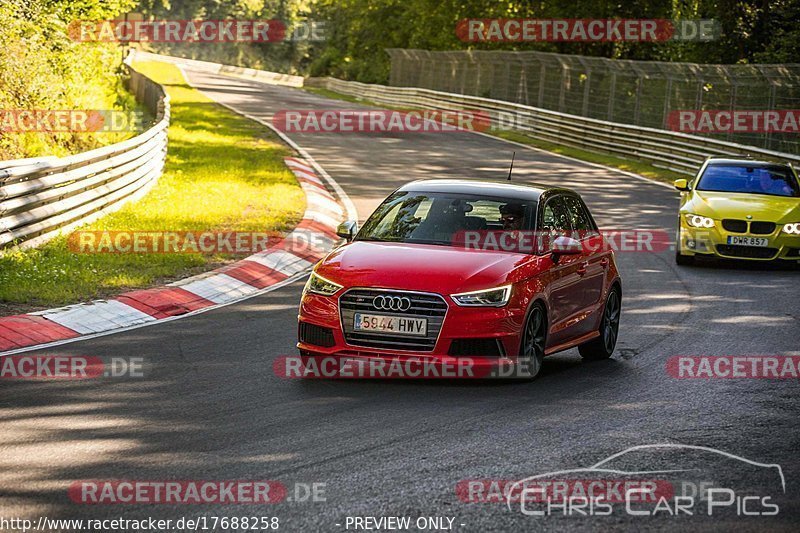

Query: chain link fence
[387,49,800,155]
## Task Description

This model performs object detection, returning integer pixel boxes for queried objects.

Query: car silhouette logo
[373,295,412,312]
[505,443,786,511]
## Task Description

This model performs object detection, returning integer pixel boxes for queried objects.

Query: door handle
[577,263,587,276]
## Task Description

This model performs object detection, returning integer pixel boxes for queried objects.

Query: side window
[563,195,597,239]
[539,196,571,252]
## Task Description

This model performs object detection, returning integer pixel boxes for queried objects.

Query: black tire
[579,287,621,360]
[517,303,546,379]
[676,250,695,266]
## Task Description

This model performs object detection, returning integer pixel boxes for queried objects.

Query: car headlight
[303,271,343,296]
[782,223,800,235]
[451,285,512,307]
[685,214,715,228]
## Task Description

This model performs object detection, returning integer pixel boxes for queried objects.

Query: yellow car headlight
[782,223,800,235]
[685,214,715,229]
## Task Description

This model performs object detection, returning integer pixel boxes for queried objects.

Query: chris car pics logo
[499,444,784,518]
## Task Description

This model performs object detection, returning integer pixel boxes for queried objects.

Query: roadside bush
[0,0,137,160]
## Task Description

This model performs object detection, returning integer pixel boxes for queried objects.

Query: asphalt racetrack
[2,67,798,532]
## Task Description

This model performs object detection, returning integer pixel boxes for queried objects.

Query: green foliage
[0,61,304,310]
[131,0,798,83]
[753,0,800,63]
[301,0,798,83]
[0,0,138,160]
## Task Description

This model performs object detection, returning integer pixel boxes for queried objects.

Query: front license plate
[354,313,427,337]
[727,236,769,247]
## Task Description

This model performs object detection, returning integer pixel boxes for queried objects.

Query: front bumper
[297,288,527,369]
[678,221,800,261]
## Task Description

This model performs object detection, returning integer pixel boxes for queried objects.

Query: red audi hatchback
[297,180,621,379]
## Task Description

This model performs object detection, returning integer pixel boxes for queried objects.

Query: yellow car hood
[685,191,800,223]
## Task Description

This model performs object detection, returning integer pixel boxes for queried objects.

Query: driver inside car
[758,171,793,196]
[499,203,525,231]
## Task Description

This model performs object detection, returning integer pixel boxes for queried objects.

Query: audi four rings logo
[373,295,412,311]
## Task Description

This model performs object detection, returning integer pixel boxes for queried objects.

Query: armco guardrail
[132,50,304,87]
[305,77,800,175]
[387,49,800,155]
[134,52,800,176]
[0,62,169,249]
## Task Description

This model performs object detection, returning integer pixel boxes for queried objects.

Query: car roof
[397,179,576,201]
[705,157,793,168]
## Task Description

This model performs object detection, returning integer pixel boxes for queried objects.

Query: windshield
[696,164,800,198]
[356,191,536,247]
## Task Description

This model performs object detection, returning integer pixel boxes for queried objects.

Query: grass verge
[0,61,305,314]
[302,86,685,184]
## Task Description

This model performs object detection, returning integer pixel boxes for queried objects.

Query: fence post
[393,51,402,86]
[476,61,483,97]
[517,64,529,105]
[558,61,568,113]
[537,63,547,108]
[766,83,777,151]
[607,71,617,121]
[724,66,737,143]
[460,56,468,94]
[662,77,673,129]
[635,77,642,125]
[695,76,705,110]
[578,57,591,117]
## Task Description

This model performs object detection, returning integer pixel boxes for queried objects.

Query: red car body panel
[298,233,620,365]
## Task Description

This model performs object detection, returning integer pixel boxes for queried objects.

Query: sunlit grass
[0,61,305,312]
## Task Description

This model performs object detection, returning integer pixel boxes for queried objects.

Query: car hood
[685,191,800,223]
[315,241,538,294]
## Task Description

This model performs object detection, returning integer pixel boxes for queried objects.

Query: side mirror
[551,236,582,262]
[674,179,690,191]
[336,220,358,241]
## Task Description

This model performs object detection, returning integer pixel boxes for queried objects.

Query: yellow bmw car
[675,157,800,265]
